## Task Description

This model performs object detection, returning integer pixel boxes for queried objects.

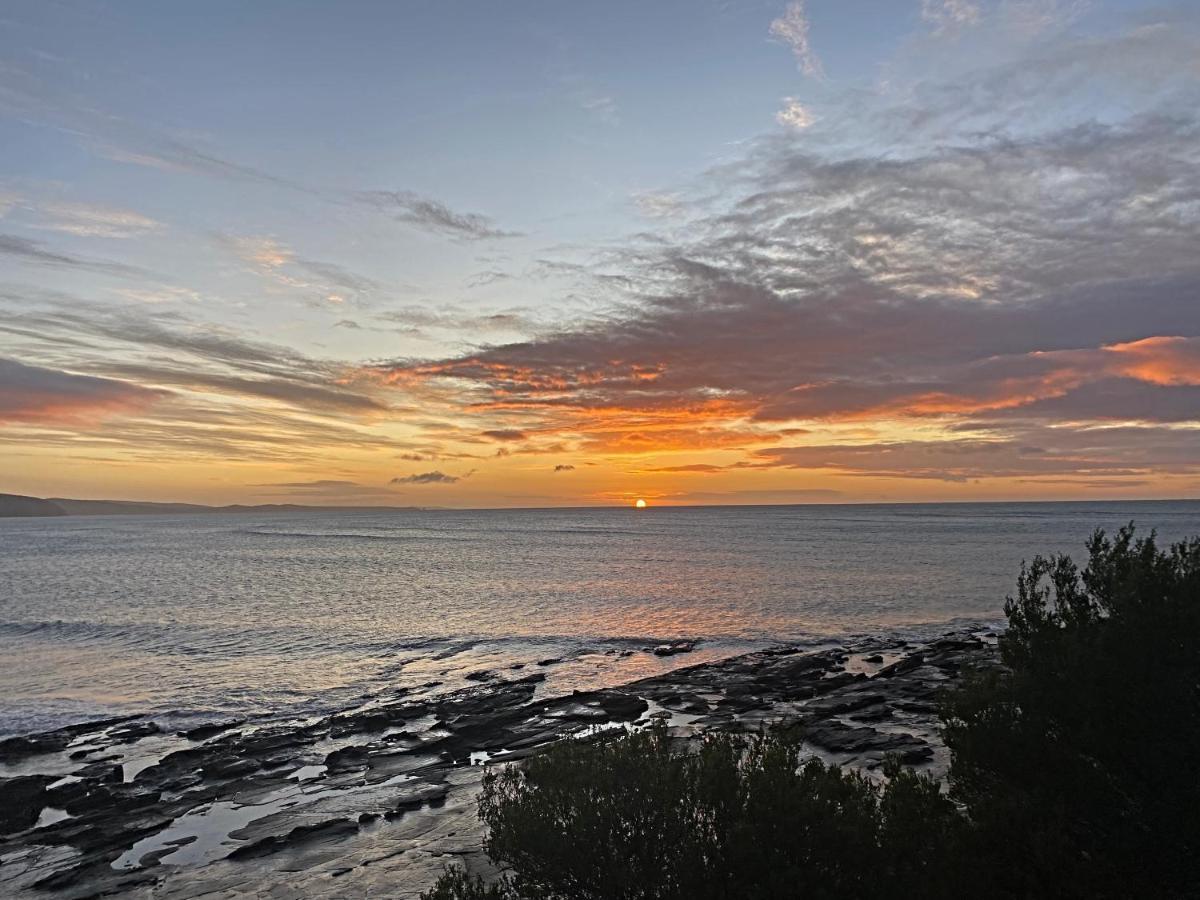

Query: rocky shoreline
[0,629,1000,899]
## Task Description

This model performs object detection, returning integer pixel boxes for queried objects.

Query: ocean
[1,500,1196,737]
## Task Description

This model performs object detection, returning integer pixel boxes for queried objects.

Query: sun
[635,498,647,508]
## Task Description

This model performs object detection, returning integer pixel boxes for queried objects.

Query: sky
[1,0,1198,508]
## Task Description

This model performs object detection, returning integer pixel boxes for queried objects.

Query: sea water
[1,501,1196,736]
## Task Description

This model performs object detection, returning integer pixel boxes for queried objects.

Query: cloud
[354,191,518,240]
[776,98,815,130]
[580,93,619,125]
[482,428,527,441]
[33,203,163,239]
[769,2,822,77]
[752,424,1200,482]
[0,293,397,460]
[633,191,686,220]
[260,479,363,489]
[218,234,380,306]
[1000,0,1090,38]
[0,67,514,243]
[921,0,982,36]
[0,357,162,424]
[373,305,539,337]
[669,488,844,503]
[0,233,143,276]
[554,464,575,472]
[377,17,1200,484]
[642,463,730,474]
[390,470,464,485]
[100,363,388,415]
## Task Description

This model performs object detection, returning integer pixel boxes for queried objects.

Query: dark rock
[108,721,161,743]
[0,774,55,833]
[77,761,123,782]
[329,711,395,737]
[536,657,562,667]
[802,720,930,759]
[852,704,894,722]
[385,782,451,819]
[864,653,885,664]
[658,693,710,715]
[202,756,261,779]
[63,784,162,816]
[226,817,359,860]
[877,653,926,678]
[806,691,888,718]
[0,733,68,761]
[814,672,868,693]
[0,715,144,763]
[180,719,246,741]
[464,670,495,682]
[652,640,697,657]
[603,694,649,721]
[135,745,209,782]
[767,654,835,680]
[325,745,370,772]
[46,778,90,807]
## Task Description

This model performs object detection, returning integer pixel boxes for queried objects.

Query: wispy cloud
[0,357,162,424]
[0,66,515,243]
[354,191,519,241]
[219,234,379,306]
[390,470,464,485]
[633,191,686,219]
[769,2,822,77]
[775,97,815,129]
[0,291,399,459]
[32,202,162,238]
[0,233,143,276]
[921,0,982,36]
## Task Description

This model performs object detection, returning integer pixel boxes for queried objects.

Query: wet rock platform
[0,629,999,898]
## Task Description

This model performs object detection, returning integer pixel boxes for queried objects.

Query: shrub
[421,867,511,900]
[942,525,1200,898]
[424,726,963,900]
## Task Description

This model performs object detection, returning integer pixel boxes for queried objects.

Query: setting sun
[635,499,647,508]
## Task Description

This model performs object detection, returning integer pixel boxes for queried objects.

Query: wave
[234,528,473,542]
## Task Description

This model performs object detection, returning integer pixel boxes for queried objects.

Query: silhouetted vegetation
[943,525,1200,898]
[425,526,1199,899]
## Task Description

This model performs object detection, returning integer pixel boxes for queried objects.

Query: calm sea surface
[1,501,1196,736]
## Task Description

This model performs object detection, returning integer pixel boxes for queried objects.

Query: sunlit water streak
[1,501,1196,736]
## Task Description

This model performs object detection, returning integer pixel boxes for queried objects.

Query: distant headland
[0,493,424,518]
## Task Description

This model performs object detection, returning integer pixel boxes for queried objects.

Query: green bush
[426,726,963,900]
[425,525,1199,900]
[942,525,1200,898]
[421,867,511,900]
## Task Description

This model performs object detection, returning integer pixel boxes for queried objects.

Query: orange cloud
[0,358,162,425]
[1102,336,1200,386]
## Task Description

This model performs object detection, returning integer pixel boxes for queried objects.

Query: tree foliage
[430,726,961,900]
[942,525,1200,898]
